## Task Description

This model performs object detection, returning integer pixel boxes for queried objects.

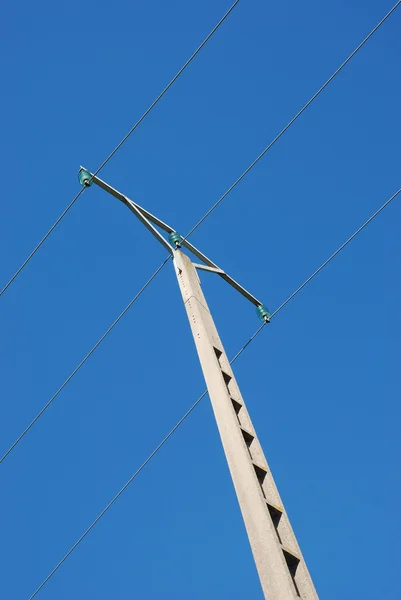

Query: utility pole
[79,168,319,600]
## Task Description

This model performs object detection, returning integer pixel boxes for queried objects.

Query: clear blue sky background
[0,1,400,598]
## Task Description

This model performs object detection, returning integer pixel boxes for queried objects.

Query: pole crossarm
[82,168,265,310]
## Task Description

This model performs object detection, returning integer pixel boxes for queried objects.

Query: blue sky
[0,1,400,598]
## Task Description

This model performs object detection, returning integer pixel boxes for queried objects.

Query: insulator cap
[169,231,183,248]
[256,304,271,323]
[78,168,93,187]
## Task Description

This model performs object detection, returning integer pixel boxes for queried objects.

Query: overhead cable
[0,0,240,298]
[182,0,401,242]
[230,187,401,350]
[0,258,170,463]
[269,187,401,319]
[27,186,400,598]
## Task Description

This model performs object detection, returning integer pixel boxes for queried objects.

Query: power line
[182,0,401,242]
[27,389,207,600]
[0,258,170,464]
[269,187,401,319]
[0,188,86,298]
[0,0,240,299]
[28,324,259,600]
[87,0,240,183]
[27,186,400,598]
[231,186,401,346]
[2,1,400,458]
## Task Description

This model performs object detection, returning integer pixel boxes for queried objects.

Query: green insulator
[78,168,93,187]
[169,231,182,248]
[256,304,271,322]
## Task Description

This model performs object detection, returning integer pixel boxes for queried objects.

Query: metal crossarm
[82,168,265,309]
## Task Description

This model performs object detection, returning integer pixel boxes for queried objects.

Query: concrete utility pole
[79,168,319,600]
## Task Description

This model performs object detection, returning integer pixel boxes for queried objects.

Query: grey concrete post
[173,250,318,600]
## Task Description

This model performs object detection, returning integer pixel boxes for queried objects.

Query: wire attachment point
[256,304,271,323]
[169,231,183,248]
[78,168,93,187]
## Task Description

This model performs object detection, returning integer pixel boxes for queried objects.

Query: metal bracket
[81,168,266,310]
[192,263,224,275]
